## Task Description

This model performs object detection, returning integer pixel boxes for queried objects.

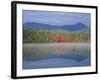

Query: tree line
[23,28,90,43]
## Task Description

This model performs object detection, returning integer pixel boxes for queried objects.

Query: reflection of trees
[23,43,90,60]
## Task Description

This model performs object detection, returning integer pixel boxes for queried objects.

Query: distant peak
[75,22,84,25]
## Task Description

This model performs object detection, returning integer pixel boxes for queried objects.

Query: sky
[22,10,90,26]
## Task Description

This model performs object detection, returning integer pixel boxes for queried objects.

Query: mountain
[23,22,89,31]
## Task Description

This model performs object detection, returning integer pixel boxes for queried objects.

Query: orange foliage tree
[52,34,80,42]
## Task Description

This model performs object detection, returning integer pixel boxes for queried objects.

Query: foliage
[23,28,90,43]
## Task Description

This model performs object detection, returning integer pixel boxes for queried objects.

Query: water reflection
[23,43,90,69]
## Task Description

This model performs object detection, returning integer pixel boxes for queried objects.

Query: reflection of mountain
[23,43,90,69]
[23,22,90,31]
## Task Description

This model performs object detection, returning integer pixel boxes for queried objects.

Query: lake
[23,43,90,69]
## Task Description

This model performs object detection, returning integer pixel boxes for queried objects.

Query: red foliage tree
[52,34,80,42]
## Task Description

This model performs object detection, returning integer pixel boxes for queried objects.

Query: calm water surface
[23,43,90,69]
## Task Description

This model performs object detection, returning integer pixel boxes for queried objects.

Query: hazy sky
[23,10,90,26]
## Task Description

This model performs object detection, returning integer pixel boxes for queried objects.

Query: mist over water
[23,43,90,69]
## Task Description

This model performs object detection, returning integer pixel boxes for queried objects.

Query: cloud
[23,10,90,26]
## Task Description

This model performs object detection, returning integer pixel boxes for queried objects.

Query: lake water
[23,43,90,69]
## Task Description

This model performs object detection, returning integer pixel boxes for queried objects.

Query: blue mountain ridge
[23,22,89,31]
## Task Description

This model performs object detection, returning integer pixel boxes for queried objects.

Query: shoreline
[23,42,90,47]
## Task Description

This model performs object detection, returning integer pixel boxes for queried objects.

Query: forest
[23,28,90,43]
